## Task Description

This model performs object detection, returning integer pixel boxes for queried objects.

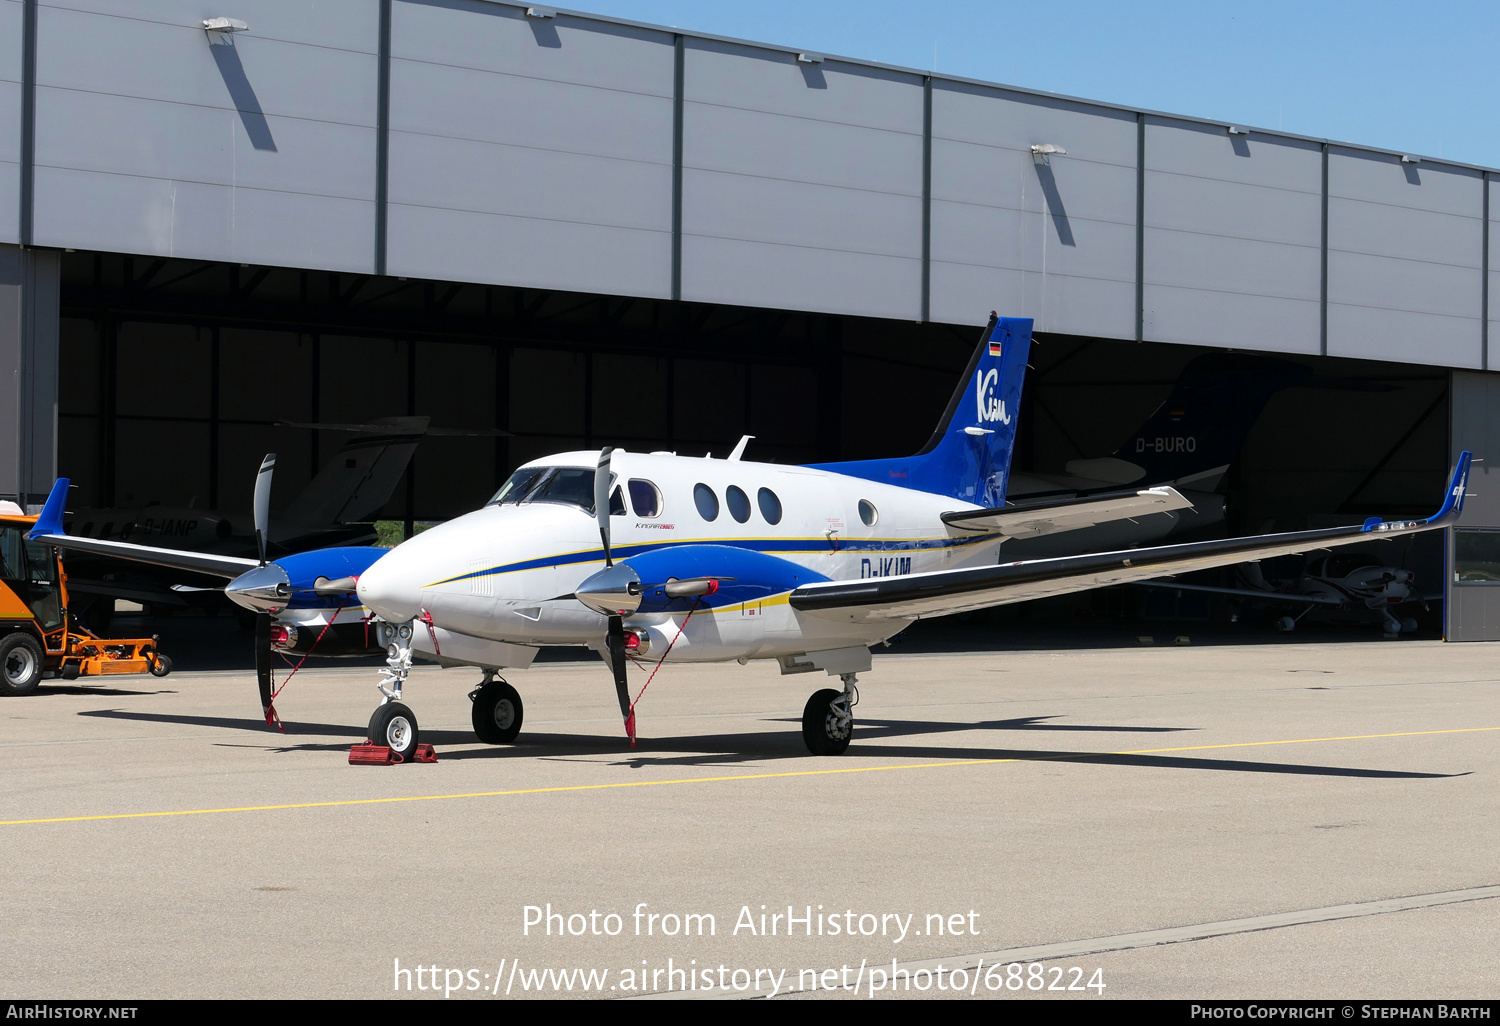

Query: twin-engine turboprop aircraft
[348,315,1469,758]
[27,314,1471,760]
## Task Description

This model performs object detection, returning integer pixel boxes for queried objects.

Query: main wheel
[802,687,852,756]
[0,633,45,696]
[471,680,523,744]
[368,701,420,759]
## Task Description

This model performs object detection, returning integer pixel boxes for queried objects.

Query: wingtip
[26,478,70,540]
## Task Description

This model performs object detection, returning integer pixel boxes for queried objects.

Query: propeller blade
[253,453,276,567]
[606,614,634,743]
[255,612,274,724]
[595,447,614,568]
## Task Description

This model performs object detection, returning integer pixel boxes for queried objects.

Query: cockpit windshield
[486,466,600,512]
[487,466,549,506]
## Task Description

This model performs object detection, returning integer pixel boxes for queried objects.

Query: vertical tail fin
[808,315,1033,505]
[280,417,427,528]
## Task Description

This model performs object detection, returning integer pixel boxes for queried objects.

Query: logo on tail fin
[975,369,1012,425]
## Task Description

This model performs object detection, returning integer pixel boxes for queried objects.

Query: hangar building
[1,1,1497,637]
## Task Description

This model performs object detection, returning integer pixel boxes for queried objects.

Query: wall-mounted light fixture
[797,53,824,64]
[202,17,248,33]
[525,7,556,18]
[1227,125,1249,135]
[1400,154,1421,164]
[1030,143,1066,165]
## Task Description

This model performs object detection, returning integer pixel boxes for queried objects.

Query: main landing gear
[470,670,523,744]
[802,672,858,756]
[367,620,421,760]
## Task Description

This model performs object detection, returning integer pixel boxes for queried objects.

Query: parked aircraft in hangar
[27,315,1471,760]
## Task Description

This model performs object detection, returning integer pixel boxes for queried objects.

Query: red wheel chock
[349,742,438,765]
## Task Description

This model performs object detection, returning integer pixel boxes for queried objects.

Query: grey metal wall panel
[387,2,673,296]
[680,39,923,320]
[31,1,377,269]
[0,2,21,244]
[42,1,379,51]
[1144,120,1322,353]
[1490,178,1498,359]
[928,84,1137,337]
[36,166,375,270]
[1328,149,1483,367]
[1447,370,1500,640]
[389,202,671,297]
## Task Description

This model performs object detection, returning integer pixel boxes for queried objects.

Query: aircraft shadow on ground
[73,708,1464,780]
[28,686,176,697]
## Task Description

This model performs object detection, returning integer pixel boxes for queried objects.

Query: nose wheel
[368,701,420,758]
[802,672,857,756]
[471,672,524,744]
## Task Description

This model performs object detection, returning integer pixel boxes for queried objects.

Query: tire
[147,652,172,677]
[0,632,45,696]
[802,687,852,756]
[368,701,420,759]
[471,680,523,744]
[60,662,81,681]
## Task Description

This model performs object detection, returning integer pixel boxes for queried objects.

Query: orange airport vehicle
[0,502,171,695]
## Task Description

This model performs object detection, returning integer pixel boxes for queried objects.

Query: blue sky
[570,1,1500,169]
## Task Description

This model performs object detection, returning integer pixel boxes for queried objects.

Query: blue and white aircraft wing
[26,482,261,577]
[792,453,1471,623]
[942,486,1193,538]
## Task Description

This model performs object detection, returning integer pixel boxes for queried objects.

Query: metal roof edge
[471,0,1500,178]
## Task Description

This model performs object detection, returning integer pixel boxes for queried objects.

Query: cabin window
[726,485,751,524]
[694,483,719,522]
[628,479,662,518]
[757,488,782,525]
[610,485,626,516]
[858,499,878,527]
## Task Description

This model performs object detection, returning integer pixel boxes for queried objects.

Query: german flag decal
[988,341,1003,356]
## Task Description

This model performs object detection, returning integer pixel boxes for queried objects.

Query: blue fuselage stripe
[428,534,991,588]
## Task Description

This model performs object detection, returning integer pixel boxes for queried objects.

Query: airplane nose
[355,551,422,622]
[224,563,291,613]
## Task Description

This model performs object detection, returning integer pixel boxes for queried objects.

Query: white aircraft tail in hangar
[28,314,1472,759]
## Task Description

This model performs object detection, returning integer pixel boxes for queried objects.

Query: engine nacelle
[575,544,828,616]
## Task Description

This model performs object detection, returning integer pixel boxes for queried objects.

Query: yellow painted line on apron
[3,725,1493,827]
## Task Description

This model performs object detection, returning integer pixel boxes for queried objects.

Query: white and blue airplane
[28,315,1471,759]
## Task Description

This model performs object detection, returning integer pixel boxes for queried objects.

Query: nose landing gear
[367,620,421,755]
[802,672,858,756]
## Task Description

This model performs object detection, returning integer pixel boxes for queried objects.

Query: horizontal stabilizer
[942,487,1193,539]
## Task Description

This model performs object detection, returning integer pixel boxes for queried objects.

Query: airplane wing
[791,453,1470,623]
[942,486,1193,539]
[26,482,261,578]
[1133,579,1345,607]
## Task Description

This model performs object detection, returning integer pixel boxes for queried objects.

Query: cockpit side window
[628,479,662,518]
